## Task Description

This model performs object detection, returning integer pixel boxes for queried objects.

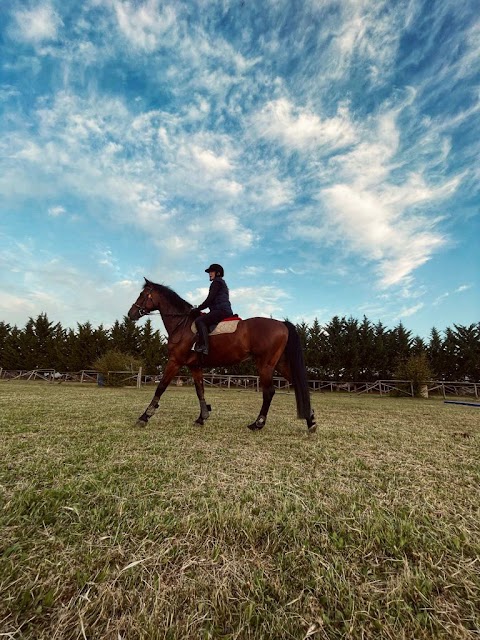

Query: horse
[127,278,316,432]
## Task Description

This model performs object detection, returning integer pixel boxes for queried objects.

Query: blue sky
[0,0,478,339]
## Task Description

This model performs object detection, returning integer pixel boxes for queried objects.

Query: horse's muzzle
[128,306,141,321]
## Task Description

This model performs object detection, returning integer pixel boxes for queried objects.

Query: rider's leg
[194,317,210,354]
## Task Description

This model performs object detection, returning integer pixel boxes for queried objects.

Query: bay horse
[128,278,316,432]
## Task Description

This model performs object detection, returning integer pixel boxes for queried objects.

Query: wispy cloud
[112,0,177,52]
[230,286,289,318]
[243,266,265,276]
[455,284,472,293]
[254,98,357,151]
[48,205,66,217]
[10,3,62,44]
[434,284,474,306]
[396,302,424,319]
[288,102,459,287]
[0,233,142,328]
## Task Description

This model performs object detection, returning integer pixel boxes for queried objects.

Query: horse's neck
[155,292,188,336]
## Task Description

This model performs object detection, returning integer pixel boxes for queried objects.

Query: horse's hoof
[247,421,264,431]
[136,419,147,428]
[195,419,204,426]
[308,423,317,434]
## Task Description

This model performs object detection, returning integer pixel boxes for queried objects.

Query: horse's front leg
[136,359,180,427]
[190,366,211,426]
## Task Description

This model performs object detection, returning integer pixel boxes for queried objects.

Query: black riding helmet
[205,263,224,277]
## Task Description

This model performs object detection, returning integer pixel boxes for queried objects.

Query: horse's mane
[144,279,192,312]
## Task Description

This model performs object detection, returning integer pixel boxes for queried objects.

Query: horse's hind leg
[191,367,211,426]
[275,356,316,433]
[248,365,275,431]
[136,359,180,427]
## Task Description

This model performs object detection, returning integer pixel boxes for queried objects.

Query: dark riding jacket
[198,277,233,315]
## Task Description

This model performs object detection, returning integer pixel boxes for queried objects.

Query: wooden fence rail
[1,368,478,398]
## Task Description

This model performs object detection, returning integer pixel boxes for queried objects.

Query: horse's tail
[283,321,312,420]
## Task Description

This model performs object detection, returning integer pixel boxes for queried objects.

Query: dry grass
[0,382,479,639]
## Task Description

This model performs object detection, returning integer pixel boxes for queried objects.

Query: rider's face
[208,270,216,281]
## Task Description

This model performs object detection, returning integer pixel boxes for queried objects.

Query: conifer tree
[140,318,168,375]
[306,318,325,378]
[452,323,480,381]
[427,327,444,379]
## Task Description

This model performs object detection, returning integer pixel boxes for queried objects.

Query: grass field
[0,382,479,640]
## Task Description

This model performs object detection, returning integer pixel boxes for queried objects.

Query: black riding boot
[194,322,209,355]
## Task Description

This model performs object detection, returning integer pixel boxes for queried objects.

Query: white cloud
[331,0,403,83]
[0,85,21,101]
[48,205,66,217]
[191,146,232,174]
[455,284,472,293]
[433,292,449,307]
[287,100,460,288]
[96,247,117,269]
[198,214,255,250]
[242,266,265,276]
[112,0,177,52]
[253,175,294,208]
[231,286,289,318]
[0,291,36,319]
[434,284,473,306]
[254,98,357,151]
[12,3,62,43]
[0,236,142,329]
[13,141,43,162]
[396,302,424,318]
[215,179,243,196]
[320,182,448,287]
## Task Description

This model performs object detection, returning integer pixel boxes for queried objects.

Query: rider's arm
[197,279,221,311]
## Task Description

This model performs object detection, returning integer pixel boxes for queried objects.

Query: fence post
[137,367,142,389]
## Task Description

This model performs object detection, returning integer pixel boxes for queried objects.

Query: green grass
[0,382,479,639]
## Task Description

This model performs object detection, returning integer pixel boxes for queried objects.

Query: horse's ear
[144,277,149,284]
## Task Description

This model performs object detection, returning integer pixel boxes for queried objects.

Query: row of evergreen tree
[0,313,479,381]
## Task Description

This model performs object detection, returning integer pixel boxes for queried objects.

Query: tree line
[0,313,479,381]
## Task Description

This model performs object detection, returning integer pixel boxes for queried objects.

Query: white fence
[0,368,142,388]
[1,368,478,398]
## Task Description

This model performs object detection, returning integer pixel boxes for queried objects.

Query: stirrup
[194,343,208,354]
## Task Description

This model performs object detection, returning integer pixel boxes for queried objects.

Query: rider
[192,263,233,355]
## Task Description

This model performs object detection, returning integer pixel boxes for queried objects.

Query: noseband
[133,287,155,317]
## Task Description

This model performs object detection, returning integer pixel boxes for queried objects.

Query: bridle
[133,287,192,338]
[132,286,156,317]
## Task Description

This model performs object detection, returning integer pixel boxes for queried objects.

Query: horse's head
[128,278,157,321]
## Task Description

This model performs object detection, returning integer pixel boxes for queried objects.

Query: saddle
[191,315,241,336]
